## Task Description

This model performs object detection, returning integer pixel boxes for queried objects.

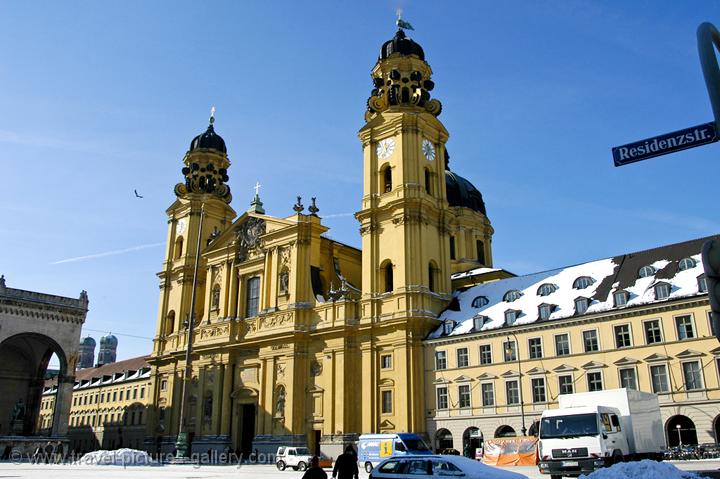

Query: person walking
[332,445,358,479]
[302,456,328,479]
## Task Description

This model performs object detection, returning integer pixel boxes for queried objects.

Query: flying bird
[134,189,144,198]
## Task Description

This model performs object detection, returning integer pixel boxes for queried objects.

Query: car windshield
[295,447,311,455]
[540,413,600,439]
[402,438,431,451]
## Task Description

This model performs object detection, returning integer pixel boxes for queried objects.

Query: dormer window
[503,290,522,302]
[537,283,557,296]
[573,276,594,289]
[699,275,708,293]
[679,258,696,271]
[614,290,629,307]
[505,309,520,326]
[443,320,455,335]
[638,265,656,278]
[575,297,590,315]
[472,296,489,308]
[538,303,555,320]
[654,282,671,300]
[473,315,488,331]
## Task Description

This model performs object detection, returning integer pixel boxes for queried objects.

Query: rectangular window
[588,371,603,392]
[531,377,546,403]
[457,348,469,368]
[655,283,671,299]
[246,277,261,318]
[675,315,696,340]
[650,365,669,393]
[481,383,494,406]
[558,375,574,395]
[505,310,518,325]
[113,391,117,402]
[381,354,392,369]
[449,236,456,260]
[503,340,517,362]
[619,368,637,390]
[614,324,632,348]
[140,387,145,399]
[381,390,393,414]
[133,388,138,400]
[575,297,589,314]
[528,338,543,359]
[555,334,570,356]
[506,380,520,405]
[539,304,553,320]
[160,380,167,391]
[699,276,708,293]
[476,240,485,264]
[614,291,628,307]
[436,387,448,410]
[711,311,718,337]
[583,330,599,352]
[138,411,143,424]
[683,361,703,391]
[480,345,492,365]
[458,385,471,408]
[435,351,447,370]
[644,320,663,344]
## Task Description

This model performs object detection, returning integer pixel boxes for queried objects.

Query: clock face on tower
[176,218,187,235]
[376,138,396,160]
[422,139,436,161]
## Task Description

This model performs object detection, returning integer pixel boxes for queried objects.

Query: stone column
[220,363,233,435]
[52,374,75,436]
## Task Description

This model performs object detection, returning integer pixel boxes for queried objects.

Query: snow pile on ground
[75,448,154,466]
[578,460,700,479]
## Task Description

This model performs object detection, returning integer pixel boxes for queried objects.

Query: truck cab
[538,405,629,478]
[358,433,432,473]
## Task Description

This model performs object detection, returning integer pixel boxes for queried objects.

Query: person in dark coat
[302,456,328,479]
[332,445,358,479]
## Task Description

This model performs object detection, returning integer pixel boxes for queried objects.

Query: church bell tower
[355,26,452,434]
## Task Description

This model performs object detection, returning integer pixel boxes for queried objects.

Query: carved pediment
[581,361,606,370]
[553,364,577,373]
[613,357,640,366]
[676,349,705,359]
[379,419,395,430]
[644,353,672,362]
[477,373,497,380]
[433,377,449,384]
[454,375,473,383]
[501,370,520,378]
[525,367,547,375]
[379,378,395,387]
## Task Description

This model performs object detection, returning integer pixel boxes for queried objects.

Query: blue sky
[1,1,718,364]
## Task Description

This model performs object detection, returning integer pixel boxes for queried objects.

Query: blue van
[357,433,432,473]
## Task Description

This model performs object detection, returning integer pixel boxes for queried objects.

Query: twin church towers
[148,26,494,456]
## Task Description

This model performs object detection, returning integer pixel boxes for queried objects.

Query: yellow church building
[145,27,493,458]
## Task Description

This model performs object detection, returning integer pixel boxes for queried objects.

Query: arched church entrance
[0,333,68,436]
[495,425,516,438]
[666,415,698,447]
[435,428,454,451]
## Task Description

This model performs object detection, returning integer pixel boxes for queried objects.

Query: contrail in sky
[51,242,165,264]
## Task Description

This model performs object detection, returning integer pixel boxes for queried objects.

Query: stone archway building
[0,276,88,443]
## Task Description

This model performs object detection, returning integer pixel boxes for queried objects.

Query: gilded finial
[293,196,304,213]
[308,197,319,216]
[209,106,216,126]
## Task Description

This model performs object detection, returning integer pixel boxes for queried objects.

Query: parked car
[368,454,527,479]
[276,446,314,471]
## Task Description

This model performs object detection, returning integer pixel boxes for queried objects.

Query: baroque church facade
[146,28,492,457]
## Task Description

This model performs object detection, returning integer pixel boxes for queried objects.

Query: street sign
[612,121,718,167]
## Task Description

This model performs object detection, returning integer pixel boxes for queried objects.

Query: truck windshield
[540,413,599,439]
[402,438,431,451]
[295,447,311,455]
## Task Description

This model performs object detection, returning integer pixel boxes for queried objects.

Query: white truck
[537,388,664,478]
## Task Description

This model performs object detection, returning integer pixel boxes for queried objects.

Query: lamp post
[175,206,206,458]
[676,424,682,448]
[505,333,527,436]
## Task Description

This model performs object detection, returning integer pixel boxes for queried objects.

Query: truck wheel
[365,462,374,473]
[276,461,286,471]
[297,461,307,471]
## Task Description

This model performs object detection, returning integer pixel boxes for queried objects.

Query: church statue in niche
[211,286,221,310]
[279,270,289,295]
[275,385,286,417]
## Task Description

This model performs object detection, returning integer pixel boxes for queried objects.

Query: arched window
[382,165,392,193]
[165,310,175,335]
[679,258,696,271]
[424,168,432,195]
[383,261,394,293]
[638,265,656,278]
[537,283,557,296]
[174,236,184,259]
[471,296,489,308]
[573,276,594,289]
[503,290,522,302]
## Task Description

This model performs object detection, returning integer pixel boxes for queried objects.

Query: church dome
[81,336,96,347]
[100,334,118,347]
[381,29,425,61]
[189,124,227,154]
[445,170,487,216]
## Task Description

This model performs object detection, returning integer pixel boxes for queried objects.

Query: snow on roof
[451,267,502,280]
[430,236,715,340]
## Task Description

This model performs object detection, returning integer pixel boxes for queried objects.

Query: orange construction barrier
[480,436,538,466]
